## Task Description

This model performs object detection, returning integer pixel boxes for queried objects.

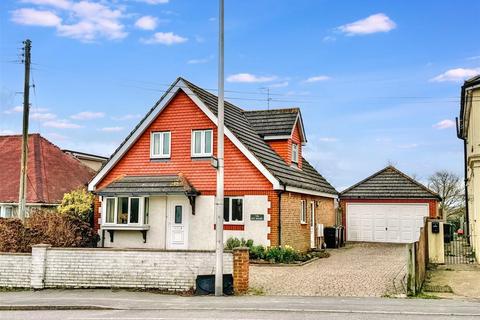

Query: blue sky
[1,0,479,190]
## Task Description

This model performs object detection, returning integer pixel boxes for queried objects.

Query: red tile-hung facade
[339,198,439,238]
[97,92,271,192]
[266,123,303,168]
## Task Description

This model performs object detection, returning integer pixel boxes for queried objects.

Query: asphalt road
[1,290,480,320]
[2,308,480,320]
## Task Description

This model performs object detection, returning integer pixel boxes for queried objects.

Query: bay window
[103,197,149,226]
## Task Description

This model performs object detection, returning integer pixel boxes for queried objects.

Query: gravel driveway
[250,243,408,297]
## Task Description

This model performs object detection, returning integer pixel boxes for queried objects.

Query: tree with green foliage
[57,188,94,222]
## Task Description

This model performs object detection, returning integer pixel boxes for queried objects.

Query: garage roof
[340,166,441,200]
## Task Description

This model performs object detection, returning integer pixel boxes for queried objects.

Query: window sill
[300,222,307,225]
[191,156,213,160]
[214,224,245,231]
[101,225,150,231]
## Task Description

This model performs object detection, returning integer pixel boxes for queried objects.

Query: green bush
[57,188,94,222]
[225,237,253,250]
[249,245,266,260]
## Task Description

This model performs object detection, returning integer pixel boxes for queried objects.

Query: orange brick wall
[280,192,335,252]
[233,247,249,294]
[97,91,272,193]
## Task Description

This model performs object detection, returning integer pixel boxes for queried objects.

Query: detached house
[88,77,338,252]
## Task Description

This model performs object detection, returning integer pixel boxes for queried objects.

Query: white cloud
[11,8,62,27]
[467,55,480,61]
[141,32,188,45]
[135,16,158,30]
[136,0,169,4]
[322,35,336,42]
[20,0,71,9]
[433,119,456,129]
[11,1,128,42]
[338,13,396,36]
[70,111,105,120]
[111,114,141,121]
[304,75,330,83]
[187,56,212,64]
[430,68,480,82]
[3,106,23,114]
[226,73,277,83]
[43,119,82,129]
[99,126,124,132]
[318,137,338,142]
[31,112,56,121]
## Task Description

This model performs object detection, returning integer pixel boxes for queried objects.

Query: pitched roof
[91,77,337,196]
[0,134,96,204]
[340,166,441,200]
[181,78,336,195]
[97,175,198,197]
[243,108,304,140]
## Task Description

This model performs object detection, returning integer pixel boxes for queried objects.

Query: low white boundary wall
[0,253,31,288]
[1,244,234,292]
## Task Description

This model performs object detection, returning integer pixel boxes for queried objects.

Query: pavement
[424,264,480,301]
[250,243,408,296]
[1,289,480,319]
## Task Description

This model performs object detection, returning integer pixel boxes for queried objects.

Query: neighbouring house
[88,77,338,252]
[340,166,441,243]
[0,134,96,217]
[63,150,108,172]
[458,75,480,262]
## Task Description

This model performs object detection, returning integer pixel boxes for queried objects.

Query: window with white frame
[292,143,299,163]
[310,201,315,227]
[0,206,13,218]
[103,197,149,226]
[223,197,243,223]
[300,200,307,224]
[150,131,171,158]
[192,129,213,157]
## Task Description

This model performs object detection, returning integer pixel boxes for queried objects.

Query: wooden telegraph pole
[18,39,31,219]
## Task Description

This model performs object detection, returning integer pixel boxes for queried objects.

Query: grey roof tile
[181,78,337,195]
[243,109,299,137]
[98,175,198,196]
[340,166,440,200]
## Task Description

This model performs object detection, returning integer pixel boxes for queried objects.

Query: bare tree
[428,170,464,219]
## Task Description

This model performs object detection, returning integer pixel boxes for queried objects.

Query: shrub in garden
[225,237,254,250]
[57,188,94,222]
[0,209,98,253]
[249,245,266,260]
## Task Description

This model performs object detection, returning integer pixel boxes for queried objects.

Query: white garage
[346,203,429,243]
[340,166,441,244]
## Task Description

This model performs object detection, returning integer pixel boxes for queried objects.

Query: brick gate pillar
[233,247,249,295]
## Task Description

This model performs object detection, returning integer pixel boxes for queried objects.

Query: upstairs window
[223,197,243,223]
[192,129,213,157]
[151,131,171,159]
[292,143,299,163]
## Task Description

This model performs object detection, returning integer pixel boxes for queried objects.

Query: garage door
[346,203,429,243]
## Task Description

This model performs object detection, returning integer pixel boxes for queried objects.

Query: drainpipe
[276,185,286,246]
[457,83,470,240]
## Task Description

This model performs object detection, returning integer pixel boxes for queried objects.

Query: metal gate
[444,223,475,264]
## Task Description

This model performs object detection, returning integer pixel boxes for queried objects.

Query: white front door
[167,200,189,250]
[310,202,316,248]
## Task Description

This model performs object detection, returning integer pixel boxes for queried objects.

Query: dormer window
[292,143,299,164]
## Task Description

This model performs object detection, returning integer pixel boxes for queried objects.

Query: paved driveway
[250,243,408,297]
